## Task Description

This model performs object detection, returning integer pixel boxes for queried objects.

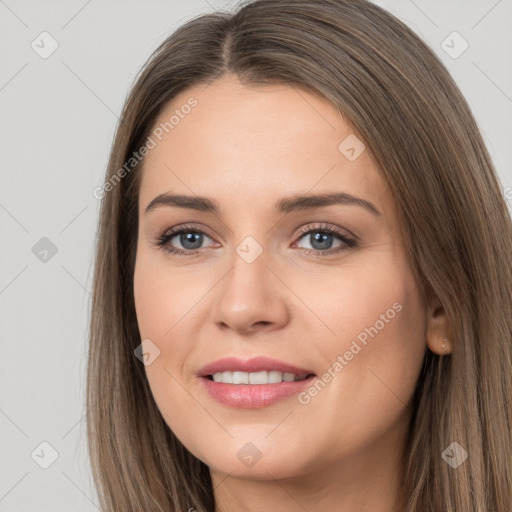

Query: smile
[200,373,316,408]
[209,370,311,384]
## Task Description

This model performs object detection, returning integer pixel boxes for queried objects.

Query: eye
[153,222,356,257]
[153,223,217,256]
[292,223,356,255]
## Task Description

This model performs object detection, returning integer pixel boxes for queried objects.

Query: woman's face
[133,74,427,483]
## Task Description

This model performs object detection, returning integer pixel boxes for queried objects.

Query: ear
[426,299,452,355]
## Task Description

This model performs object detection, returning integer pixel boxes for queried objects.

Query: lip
[197,356,314,378]
[197,356,316,409]
[199,376,316,408]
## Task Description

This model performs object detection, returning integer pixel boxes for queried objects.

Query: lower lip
[199,375,316,408]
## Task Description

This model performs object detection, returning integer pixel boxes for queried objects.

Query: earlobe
[426,303,452,355]
[440,336,452,355]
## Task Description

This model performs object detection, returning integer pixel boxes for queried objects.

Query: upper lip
[198,356,315,377]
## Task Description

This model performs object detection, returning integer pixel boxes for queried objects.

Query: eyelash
[153,222,357,258]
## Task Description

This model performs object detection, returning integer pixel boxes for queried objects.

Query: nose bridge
[222,209,289,293]
[228,232,271,294]
[210,230,288,331]
[222,207,273,274]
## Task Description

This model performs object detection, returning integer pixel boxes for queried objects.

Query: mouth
[204,370,315,384]
[198,355,315,379]
[197,356,317,408]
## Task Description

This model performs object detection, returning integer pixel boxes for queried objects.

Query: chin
[200,439,310,480]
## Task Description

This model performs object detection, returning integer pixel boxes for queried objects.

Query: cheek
[303,259,426,427]
[133,251,209,439]
[133,249,198,340]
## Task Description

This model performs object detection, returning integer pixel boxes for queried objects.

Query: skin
[133,74,450,512]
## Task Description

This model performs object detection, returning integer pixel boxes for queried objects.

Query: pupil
[181,232,203,250]
[311,232,333,250]
[177,231,334,251]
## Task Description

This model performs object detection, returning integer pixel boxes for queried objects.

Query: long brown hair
[86,0,512,510]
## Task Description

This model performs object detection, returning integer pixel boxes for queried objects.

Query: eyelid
[154,221,357,257]
[154,223,220,254]
[294,222,357,242]
[160,222,218,241]
[159,222,354,243]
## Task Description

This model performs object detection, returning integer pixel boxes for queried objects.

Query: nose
[211,247,290,336]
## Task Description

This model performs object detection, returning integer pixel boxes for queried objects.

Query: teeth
[233,371,249,384]
[211,371,309,384]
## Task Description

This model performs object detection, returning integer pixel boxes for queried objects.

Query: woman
[86,0,512,510]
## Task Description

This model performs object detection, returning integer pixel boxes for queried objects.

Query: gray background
[1,0,511,510]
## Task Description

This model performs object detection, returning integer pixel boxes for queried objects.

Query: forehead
[138,75,392,218]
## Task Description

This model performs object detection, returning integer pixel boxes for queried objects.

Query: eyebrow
[144,191,381,216]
